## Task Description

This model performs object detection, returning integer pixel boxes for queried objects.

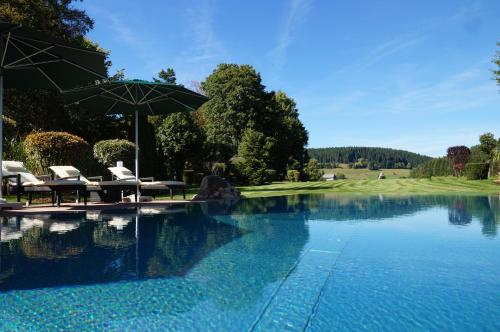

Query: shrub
[464,162,489,180]
[336,173,346,179]
[304,158,323,181]
[183,169,195,185]
[93,139,135,168]
[287,170,300,182]
[211,162,227,177]
[24,131,89,174]
[367,161,380,170]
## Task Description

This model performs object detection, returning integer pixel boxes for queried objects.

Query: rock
[192,175,241,201]
[378,172,386,180]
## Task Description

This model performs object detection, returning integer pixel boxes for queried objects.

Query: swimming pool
[1,195,499,331]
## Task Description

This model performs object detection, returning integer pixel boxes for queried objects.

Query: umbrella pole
[135,109,139,200]
[0,74,4,200]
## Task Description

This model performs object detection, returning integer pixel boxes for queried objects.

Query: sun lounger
[2,161,88,206]
[50,166,140,203]
[108,166,186,199]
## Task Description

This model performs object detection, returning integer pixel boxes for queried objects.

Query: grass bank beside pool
[238,177,500,198]
[4,177,498,204]
[321,168,410,180]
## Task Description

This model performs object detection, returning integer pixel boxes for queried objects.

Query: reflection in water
[0,205,246,291]
[0,194,498,294]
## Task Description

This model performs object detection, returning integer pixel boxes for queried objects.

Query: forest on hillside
[308,147,431,169]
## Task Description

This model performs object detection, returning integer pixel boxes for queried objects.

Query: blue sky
[78,0,500,157]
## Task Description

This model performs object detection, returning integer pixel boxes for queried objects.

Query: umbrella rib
[9,40,62,91]
[12,34,105,55]
[124,84,137,105]
[6,59,62,68]
[101,87,134,104]
[3,43,56,67]
[137,87,155,103]
[12,36,106,79]
[138,90,175,105]
[65,92,101,106]
[151,96,197,111]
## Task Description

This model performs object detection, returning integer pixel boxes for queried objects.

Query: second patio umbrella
[63,79,208,185]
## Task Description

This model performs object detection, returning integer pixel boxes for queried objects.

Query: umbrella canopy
[63,80,208,184]
[0,22,107,199]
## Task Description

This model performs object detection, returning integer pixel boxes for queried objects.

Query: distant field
[321,168,411,180]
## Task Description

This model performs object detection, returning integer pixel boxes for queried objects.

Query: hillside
[308,147,432,169]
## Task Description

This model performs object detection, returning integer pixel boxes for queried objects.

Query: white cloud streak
[270,0,313,69]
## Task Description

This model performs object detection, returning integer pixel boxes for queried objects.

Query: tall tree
[494,42,500,88]
[200,64,270,161]
[154,68,176,84]
[156,112,204,180]
[269,91,309,177]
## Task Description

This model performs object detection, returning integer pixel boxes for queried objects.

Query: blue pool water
[0,195,499,331]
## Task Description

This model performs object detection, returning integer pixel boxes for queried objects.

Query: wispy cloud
[180,0,229,78]
[383,65,498,115]
[270,0,313,69]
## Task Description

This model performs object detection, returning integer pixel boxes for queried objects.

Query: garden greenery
[93,139,135,168]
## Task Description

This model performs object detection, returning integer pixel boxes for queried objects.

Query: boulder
[378,172,386,180]
[192,175,241,201]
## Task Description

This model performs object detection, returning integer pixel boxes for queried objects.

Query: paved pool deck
[0,200,194,215]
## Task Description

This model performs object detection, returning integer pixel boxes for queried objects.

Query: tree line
[308,147,431,169]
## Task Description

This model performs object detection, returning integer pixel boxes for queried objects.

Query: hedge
[93,139,135,168]
[464,162,489,180]
[24,131,89,174]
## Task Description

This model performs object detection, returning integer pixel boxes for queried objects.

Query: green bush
[464,162,489,180]
[287,170,300,182]
[182,169,195,185]
[24,131,89,174]
[304,158,323,181]
[93,139,135,168]
[336,173,346,179]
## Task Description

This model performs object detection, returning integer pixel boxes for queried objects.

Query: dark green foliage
[234,129,274,185]
[93,139,135,168]
[469,145,489,163]
[200,64,270,160]
[199,66,308,179]
[479,132,497,156]
[156,112,204,180]
[304,159,323,181]
[308,147,430,169]
[287,170,301,182]
[367,161,380,170]
[182,170,195,185]
[154,68,177,84]
[410,157,454,178]
[491,149,500,177]
[24,131,89,174]
[465,163,489,180]
[264,169,277,182]
[336,173,346,179]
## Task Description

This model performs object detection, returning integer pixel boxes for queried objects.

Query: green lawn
[237,177,500,198]
[321,168,411,180]
[5,177,498,204]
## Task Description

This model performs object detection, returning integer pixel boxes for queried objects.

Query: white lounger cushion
[50,166,91,183]
[50,166,139,186]
[2,161,42,185]
[108,166,185,187]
